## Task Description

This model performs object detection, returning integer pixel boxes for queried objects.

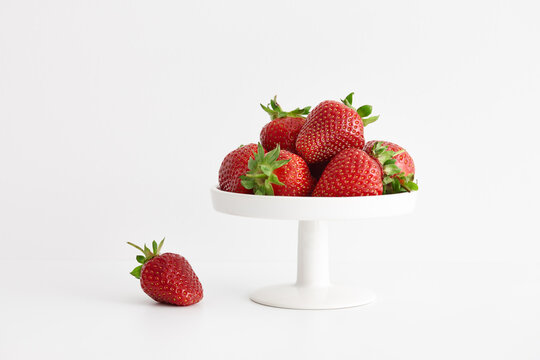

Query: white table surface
[1,259,539,360]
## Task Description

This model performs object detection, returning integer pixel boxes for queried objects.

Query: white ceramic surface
[211,186,417,310]
[250,284,376,310]
[211,187,417,221]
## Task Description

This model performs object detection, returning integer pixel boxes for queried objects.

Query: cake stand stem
[249,220,375,309]
[296,220,330,287]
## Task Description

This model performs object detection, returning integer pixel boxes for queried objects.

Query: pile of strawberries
[218,93,418,197]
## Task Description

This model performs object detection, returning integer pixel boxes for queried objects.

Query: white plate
[211,186,417,220]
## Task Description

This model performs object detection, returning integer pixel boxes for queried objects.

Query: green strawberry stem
[243,173,267,179]
[370,142,418,194]
[127,238,165,279]
[260,96,311,120]
[240,143,290,196]
[401,182,413,192]
[341,92,379,126]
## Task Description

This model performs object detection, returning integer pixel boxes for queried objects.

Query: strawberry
[364,140,415,177]
[295,92,379,164]
[240,143,313,196]
[364,141,418,193]
[218,143,258,193]
[259,97,310,153]
[312,148,382,197]
[127,239,203,306]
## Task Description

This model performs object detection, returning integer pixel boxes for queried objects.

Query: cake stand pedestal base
[250,284,375,310]
[249,220,375,310]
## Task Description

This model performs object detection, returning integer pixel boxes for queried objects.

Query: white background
[1,0,539,359]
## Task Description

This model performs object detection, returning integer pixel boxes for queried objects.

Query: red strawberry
[364,140,415,176]
[240,143,313,196]
[364,141,418,193]
[128,239,203,306]
[312,148,382,197]
[296,92,379,164]
[259,97,310,153]
[218,143,258,193]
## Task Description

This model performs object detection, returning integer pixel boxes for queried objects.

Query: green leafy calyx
[127,238,165,279]
[340,92,379,126]
[260,96,311,120]
[370,142,418,194]
[240,143,290,195]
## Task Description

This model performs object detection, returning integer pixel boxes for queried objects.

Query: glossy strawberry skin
[312,148,382,197]
[296,100,365,164]
[218,144,258,193]
[260,117,306,153]
[364,140,415,176]
[140,253,203,306]
[272,150,314,196]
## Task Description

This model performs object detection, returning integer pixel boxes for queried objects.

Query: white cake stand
[211,187,417,310]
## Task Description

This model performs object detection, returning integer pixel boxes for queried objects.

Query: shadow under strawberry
[308,161,328,180]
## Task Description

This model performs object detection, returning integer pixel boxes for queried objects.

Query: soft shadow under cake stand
[211,187,417,310]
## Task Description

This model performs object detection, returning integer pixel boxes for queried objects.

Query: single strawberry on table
[312,148,383,197]
[259,96,310,153]
[240,143,313,196]
[296,92,379,164]
[218,143,258,193]
[364,140,418,193]
[128,238,203,306]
